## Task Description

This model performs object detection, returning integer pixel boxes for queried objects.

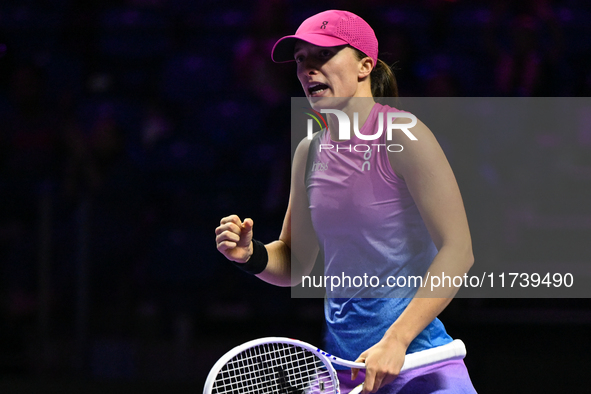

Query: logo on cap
[320,21,328,29]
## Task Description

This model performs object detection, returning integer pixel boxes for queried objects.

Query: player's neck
[327,98,375,142]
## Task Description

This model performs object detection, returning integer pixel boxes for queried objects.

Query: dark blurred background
[1,0,590,392]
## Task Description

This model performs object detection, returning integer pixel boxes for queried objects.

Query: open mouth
[308,83,329,96]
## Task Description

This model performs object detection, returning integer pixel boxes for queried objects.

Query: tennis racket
[203,337,466,394]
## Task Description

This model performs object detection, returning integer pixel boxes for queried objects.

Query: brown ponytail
[352,48,399,98]
[370,59,399,98]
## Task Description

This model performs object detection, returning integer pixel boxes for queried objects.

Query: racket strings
[212,343,337,394]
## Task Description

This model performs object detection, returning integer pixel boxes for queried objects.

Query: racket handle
[345,340,466,394]
[331,339,466,371]
[400,339,466,372]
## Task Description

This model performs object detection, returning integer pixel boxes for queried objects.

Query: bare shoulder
[292,133,317,180]
[294,134,314,158]
[387,117,448,180]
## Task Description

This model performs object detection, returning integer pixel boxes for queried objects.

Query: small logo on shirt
[312,161,328,172]
[362,148,372,171]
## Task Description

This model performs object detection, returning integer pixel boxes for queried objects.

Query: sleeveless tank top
[304,102,452,362]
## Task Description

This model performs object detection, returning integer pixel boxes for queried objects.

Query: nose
[299,56,320,76]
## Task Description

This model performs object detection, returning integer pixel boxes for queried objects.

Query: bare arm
[215,137,319,287]
[355,118,474,393]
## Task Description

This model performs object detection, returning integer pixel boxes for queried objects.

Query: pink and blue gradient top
[304,102,452,364]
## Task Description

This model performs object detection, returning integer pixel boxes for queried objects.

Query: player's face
[294,42,365,101]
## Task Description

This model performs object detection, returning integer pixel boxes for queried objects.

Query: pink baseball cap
[271,10,378,66]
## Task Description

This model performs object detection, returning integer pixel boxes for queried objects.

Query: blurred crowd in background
[1,0,590,390]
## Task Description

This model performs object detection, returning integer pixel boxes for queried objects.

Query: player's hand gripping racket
[203,337,466,394]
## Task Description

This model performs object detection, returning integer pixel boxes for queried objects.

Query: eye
[294,54,304,63]
[319,49,332,57]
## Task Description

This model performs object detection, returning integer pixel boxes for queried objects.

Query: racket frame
[203,337,340,394]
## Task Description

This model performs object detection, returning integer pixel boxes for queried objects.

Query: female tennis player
[215,10,476,393]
